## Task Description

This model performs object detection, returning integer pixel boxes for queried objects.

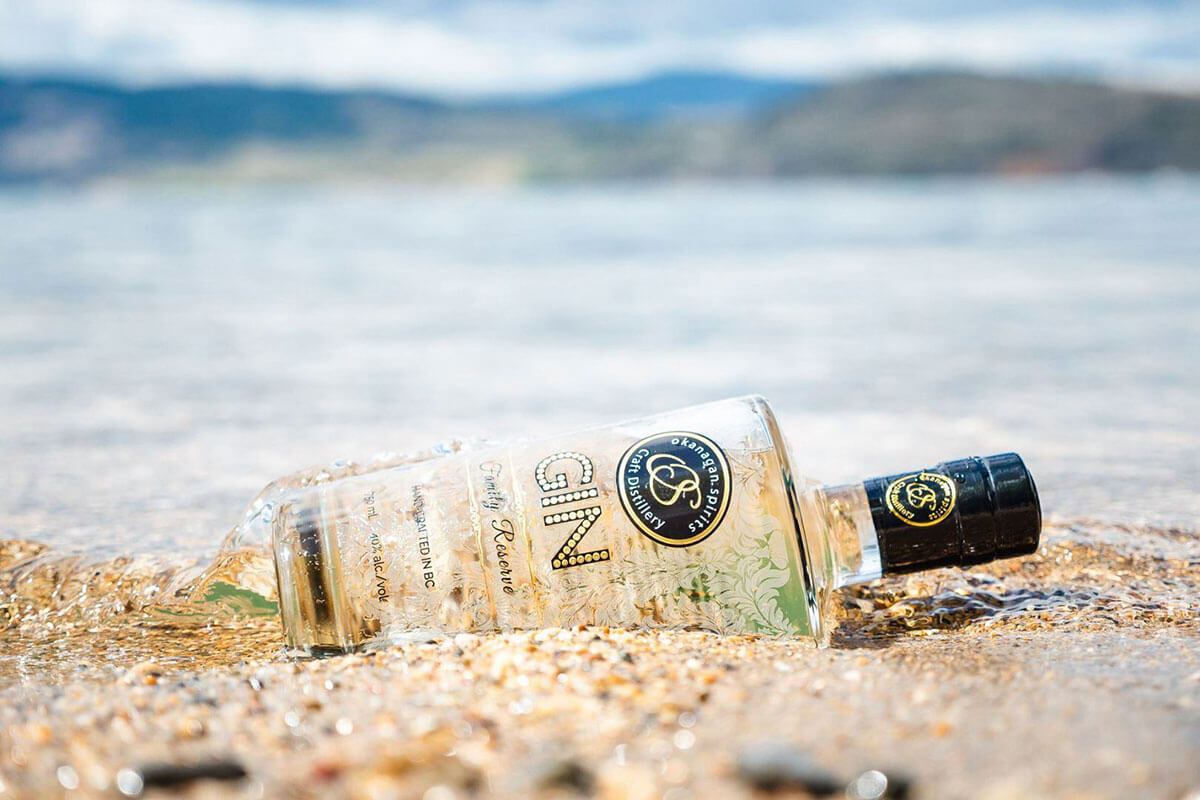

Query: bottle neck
[806,454,1041,590]
[814,482,883,589]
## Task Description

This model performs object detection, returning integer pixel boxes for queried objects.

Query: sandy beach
[1,520,1197,799]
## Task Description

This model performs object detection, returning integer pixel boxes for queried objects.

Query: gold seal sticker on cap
[885,471,957,527]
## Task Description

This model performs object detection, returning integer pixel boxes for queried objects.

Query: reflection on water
[0,534,280,686]
[839,522,1198,641]
[0,178,1198,684]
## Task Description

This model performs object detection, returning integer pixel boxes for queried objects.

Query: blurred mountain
[0,76,569,182]
[504,71,817,121]
[737,72,1200,174]
[2,71,1198,182]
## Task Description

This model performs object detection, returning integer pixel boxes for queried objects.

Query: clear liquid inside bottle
[271,396,881,655]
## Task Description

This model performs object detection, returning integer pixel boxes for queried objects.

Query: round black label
[885,471,957,527]
[617,431,731,547]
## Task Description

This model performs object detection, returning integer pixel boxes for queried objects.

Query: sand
[1,521,1197,800]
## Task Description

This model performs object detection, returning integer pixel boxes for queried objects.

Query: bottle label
[616,431,731,547]
[292,398,817,642]
[884,471,957,527]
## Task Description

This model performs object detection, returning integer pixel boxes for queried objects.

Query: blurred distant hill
[2,71,1198,182]
[502,71,817,122]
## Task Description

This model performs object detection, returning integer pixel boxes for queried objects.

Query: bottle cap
[862,453,1041,575]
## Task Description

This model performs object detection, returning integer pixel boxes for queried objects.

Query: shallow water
[1,177,1198,685]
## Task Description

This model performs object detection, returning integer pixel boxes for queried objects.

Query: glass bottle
[263,396,1040,655]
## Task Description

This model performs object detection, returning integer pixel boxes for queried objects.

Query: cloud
[1,0,1198,94]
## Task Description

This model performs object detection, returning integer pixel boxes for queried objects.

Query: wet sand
[1,521,1196,799]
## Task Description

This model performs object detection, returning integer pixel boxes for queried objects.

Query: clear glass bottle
[263,396,1040,655]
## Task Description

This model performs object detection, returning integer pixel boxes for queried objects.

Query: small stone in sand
[847,769,912,800]
[735,742,841,795]
[533,757,595,794]
[117,759,247,795]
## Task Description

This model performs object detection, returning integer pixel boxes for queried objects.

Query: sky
[1,0,1199,96]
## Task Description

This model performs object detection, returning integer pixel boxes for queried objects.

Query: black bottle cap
[862,453,1041,575]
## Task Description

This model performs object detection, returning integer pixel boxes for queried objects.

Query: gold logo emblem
[646,454,703,509]
[885,472,956,527]
[904,482,938,510]
[617,431,731,548]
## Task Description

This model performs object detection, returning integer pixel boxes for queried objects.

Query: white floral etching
[612,451,804,635]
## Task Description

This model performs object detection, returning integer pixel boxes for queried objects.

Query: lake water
[3,177,1197,563]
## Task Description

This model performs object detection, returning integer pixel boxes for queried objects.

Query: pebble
[120,759,248,794]
[735,742,842,795]
[532,757,595,794]
[846,769,912,800]
[55,765,80,790]
[115,768,145,797]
